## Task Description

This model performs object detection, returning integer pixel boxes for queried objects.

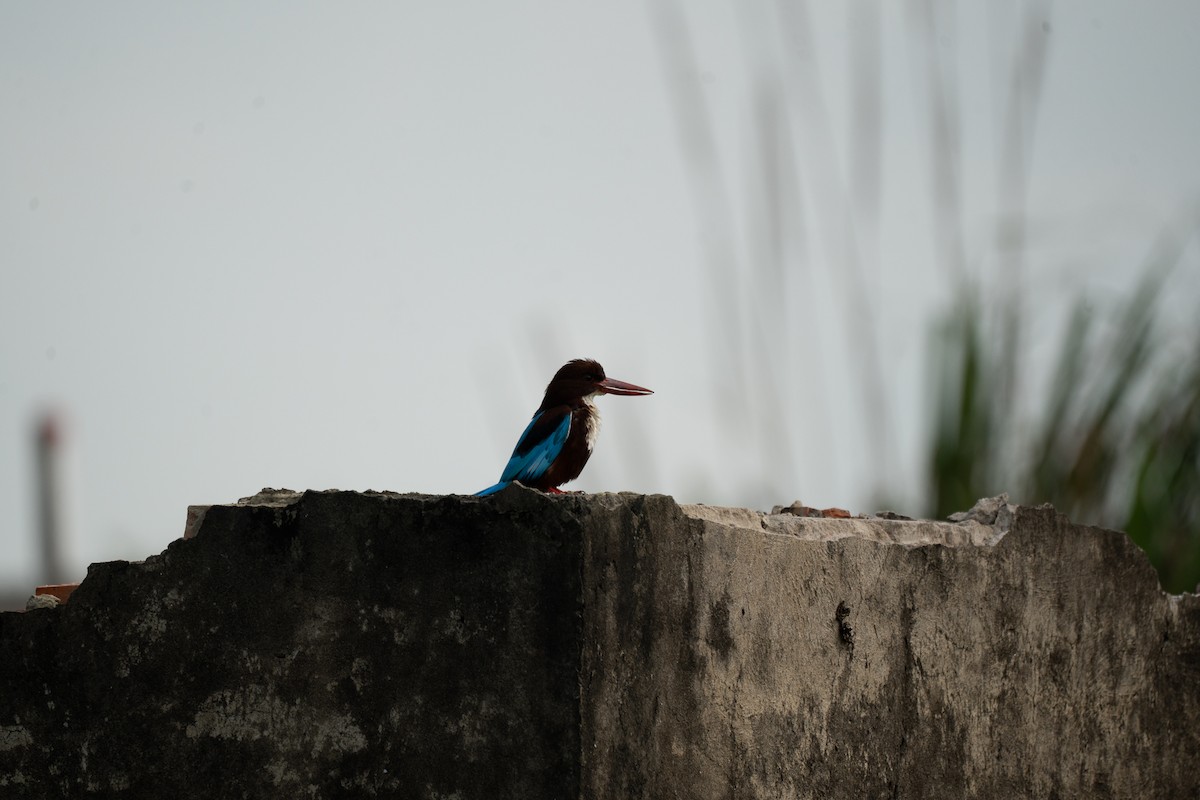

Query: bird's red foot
[546,487,566,494]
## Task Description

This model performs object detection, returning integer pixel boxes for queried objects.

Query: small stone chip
[26,594,61,611]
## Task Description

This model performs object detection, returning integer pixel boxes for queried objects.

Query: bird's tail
[474,482,510,497]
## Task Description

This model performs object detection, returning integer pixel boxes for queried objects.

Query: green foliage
[929,263,1200,593]
[649,3,1198,592]
[1124,331,1200,591]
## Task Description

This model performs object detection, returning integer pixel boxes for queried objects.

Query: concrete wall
[1,488,1197,798]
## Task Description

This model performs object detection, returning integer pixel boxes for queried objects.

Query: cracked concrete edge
[185,488,314,539]
[185,488,427,539]
[187,489,1017,547]
[180,490,1149,593]
[679,497,1012,549]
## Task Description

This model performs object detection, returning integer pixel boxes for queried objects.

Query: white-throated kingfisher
[475,358,652,496]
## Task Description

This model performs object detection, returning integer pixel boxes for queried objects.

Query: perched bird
[476,358,652,496]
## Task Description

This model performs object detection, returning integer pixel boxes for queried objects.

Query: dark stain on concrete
[707,589,735,660]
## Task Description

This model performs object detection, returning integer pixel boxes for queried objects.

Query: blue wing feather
[475,409,571,496]
[501,409,571,482]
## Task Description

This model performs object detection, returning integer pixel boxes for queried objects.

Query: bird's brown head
[540,358,653,409]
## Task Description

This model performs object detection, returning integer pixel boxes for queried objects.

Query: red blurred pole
[35,411,67,585]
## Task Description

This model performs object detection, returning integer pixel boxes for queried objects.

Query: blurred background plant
[931,231,1200,593]
[652,0,1199,592]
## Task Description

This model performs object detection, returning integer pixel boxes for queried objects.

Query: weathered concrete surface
[1,488,1198,799]
[0,489,585,799]
[586,497,1200,799]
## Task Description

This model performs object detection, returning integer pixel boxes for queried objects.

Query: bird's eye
[584,373,597,382]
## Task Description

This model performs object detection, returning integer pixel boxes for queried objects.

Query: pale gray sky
[3,1,1199,591]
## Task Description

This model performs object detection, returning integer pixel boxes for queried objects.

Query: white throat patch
[583,393,601,452]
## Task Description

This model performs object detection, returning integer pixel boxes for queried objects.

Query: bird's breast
[582,397,601,452]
